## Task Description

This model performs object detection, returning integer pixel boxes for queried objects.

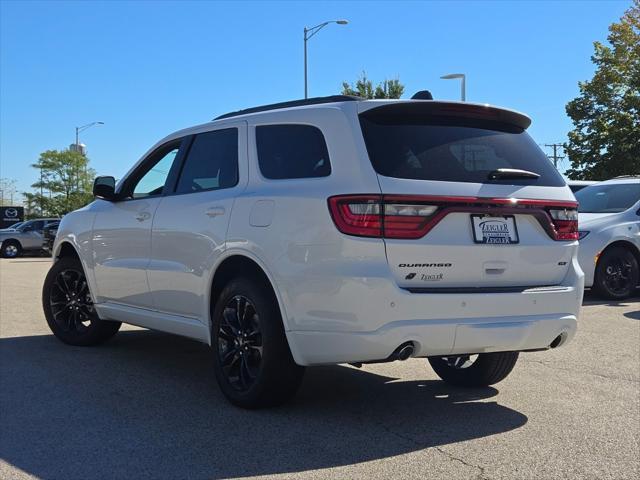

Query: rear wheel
[428,352,519,387]
[211,276,304,408]
[1,240,21,258]
[42,256,121,346]
[593,246,639,300]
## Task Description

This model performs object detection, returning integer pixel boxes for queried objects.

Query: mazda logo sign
[5,208,18,218]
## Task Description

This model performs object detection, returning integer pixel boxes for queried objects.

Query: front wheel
[593,246,639,300]
[211,277,305,408]
[428,352,519,387]
[1,240,21,258]
[42,256,121,346]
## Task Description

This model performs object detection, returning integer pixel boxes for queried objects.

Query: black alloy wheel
[211,276,305,408]
[217,295,263,392]
[49,268,95,334]
[42,256,121,345]
[593,246,639,300]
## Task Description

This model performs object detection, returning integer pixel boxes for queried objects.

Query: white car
[42,94,583,408]
[575,177,640,299]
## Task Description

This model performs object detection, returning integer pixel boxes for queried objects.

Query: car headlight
[578,231,590,240]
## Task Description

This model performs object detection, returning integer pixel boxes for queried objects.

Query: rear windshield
[575,183,640,213]
[359,112,564,186]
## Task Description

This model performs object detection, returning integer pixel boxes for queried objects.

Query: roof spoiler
[360,101,532,130]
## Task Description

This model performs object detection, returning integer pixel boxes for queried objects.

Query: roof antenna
[411,90,433,100]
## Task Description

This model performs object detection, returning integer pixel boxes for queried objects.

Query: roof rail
[612,175,640,179]
[214,95,362,121]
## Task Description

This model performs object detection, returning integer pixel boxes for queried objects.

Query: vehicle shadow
[582,290,640,307]
[0,330,527,480]
[624,310,640,320]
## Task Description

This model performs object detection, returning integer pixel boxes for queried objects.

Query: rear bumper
[275,237,583,366]
[287,311,577,366]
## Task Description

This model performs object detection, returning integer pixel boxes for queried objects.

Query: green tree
[565,1,640,180]
[27,149,96,216]
[341,72,405,99]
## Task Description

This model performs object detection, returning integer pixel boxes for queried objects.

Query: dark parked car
[42,221,60,256]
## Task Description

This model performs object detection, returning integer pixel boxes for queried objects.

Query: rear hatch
[356,101,578,291]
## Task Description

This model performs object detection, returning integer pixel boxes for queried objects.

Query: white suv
[575,177,640,299]
[42,95,583,408]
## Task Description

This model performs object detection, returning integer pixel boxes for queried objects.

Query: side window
[29,220,45,232]
[256,125,331,179]
[131,146,180,199]
[175,129,238,194]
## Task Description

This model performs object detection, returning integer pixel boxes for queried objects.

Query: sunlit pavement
[1,257,638,480]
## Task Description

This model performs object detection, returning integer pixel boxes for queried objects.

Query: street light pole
[304,19,348,99]
[74,121,104,190]
[440,73,466,101]
[75,121,104,152]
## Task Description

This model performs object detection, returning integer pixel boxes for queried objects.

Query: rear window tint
[359,112,564,187]
[256,125,331,179]
[176,129,238,194]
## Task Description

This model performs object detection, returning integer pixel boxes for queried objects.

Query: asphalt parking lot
[0,257,638,480]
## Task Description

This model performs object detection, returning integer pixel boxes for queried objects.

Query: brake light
[548,208,579,240]
[328,195,439,239]
[328,195,579,241]
[328,196,383,237]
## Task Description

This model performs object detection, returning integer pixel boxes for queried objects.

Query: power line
[544,143,565,168]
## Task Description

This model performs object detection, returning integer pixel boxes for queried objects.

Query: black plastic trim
[214,95,362,120]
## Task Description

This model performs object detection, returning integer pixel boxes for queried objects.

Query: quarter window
[256,125,331,179]
[175,129,239,194]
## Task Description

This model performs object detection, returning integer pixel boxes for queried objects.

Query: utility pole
[40,166,44,216]
[544,143,565,169]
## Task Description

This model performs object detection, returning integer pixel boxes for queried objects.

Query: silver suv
[0,218,59,258]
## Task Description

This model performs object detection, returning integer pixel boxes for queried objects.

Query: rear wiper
[488,168,540,180]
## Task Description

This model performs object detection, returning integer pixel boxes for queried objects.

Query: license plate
[471,215,519,244]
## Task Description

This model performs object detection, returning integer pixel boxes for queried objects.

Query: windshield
[15,222,32,232]
[575,183,640,213]
[5,222,23,229]
[359,111,564,186]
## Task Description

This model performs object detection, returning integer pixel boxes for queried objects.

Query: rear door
[147,123,247,319]
[358,102,578,290]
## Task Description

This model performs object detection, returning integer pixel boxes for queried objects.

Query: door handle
[135,212,151,222]
[206,206,226,217]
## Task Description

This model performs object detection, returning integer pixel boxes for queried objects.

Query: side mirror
[93,176,118,201]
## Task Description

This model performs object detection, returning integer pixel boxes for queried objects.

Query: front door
[92,139,186,309]
[148,123,247,319]
[19,220,46,250]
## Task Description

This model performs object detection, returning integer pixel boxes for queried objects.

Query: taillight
[327,196,383,237]
[548,208,579,240]
[328,195,439,239]
[328,195,579,241]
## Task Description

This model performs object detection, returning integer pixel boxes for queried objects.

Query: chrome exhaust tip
[395,343,415,361]
[550,333,567,349]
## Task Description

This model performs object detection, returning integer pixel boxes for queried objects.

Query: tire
[592,246,639,300]
[42,256,121,346]
[1,240,21,258]
[211,276,305,408]
[428,352,519,387]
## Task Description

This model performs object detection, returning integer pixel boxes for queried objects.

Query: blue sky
[0,0,630,196]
